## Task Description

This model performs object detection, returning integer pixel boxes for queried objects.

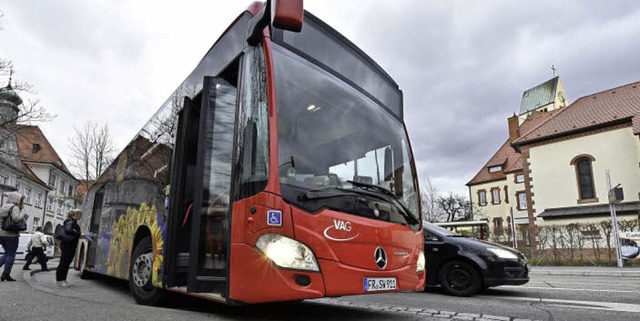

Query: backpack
[54,224,74,242]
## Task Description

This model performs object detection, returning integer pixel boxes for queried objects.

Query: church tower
[0,72,23,125]
[518,76,568,124]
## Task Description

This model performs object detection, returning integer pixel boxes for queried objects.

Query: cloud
[2,0,639,198]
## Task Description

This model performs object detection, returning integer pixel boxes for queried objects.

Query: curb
[529,270,640,277]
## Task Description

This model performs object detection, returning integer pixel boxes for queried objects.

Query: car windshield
[424,221,460,237]
[272,44,420,228]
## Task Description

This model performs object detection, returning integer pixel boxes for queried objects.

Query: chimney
[508,114,520,142]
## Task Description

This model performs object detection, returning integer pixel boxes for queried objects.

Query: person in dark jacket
[0,192,26,281]
[56,209,83,287]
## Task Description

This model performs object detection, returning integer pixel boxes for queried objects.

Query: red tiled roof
[514,81,640,145]
[467,111,557,186]
[13,125,75,179]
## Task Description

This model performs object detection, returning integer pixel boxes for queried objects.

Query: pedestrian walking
[0,191,26,281]
[55,208,83,287]
[22,226,50,271]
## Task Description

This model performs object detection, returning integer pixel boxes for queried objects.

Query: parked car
[423,221,529,296]
[0,233,55,260]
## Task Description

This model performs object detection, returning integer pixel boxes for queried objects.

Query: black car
[423,221,529,296]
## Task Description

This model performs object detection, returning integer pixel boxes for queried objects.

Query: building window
[35,192,42,207]
[60,180,67,195]
[491,187,501,205]
[0,174,7,185]
[488,165,502,173]
[516,191,528,210]
[47,196,54,212]
[478,190,487,206]
[570,155,597,202]
[515,174,525,183]
[25,188,32,204]
[16,182,21,193]
[49,173,57,188]
[504,185,509,203]
[493,217,504,235]
[56,200,63,214]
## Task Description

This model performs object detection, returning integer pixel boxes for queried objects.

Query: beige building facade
[468,77,640,248]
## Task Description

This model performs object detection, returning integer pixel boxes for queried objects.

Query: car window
[424,230,441,242]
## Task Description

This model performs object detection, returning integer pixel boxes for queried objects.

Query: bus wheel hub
[132,253,152,287]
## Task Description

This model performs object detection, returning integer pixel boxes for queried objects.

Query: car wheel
[129,236,164,305]
[439,261,481,296]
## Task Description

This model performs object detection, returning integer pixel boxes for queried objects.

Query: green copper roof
[0,83,23,106]
[519,76,558,115]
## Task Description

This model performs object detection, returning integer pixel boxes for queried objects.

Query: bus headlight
[416,250,425,273]
[256,234,319,272]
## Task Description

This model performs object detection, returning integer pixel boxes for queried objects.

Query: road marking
[500,285,639,294]
[478,295,640,313]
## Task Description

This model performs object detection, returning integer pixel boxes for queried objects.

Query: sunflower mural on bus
[105,202,166,287]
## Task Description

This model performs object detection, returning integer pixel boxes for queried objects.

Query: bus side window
[235,45,269,200]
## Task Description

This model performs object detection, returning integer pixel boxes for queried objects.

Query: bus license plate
[364,277,397,292]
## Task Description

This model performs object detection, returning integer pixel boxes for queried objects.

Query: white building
[0,79,77,234]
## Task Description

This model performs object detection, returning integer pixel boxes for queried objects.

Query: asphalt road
[5,260,640,321]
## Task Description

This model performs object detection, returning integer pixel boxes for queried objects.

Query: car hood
[445,236,523,256]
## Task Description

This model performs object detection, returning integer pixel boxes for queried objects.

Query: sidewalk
[529,265,640,277]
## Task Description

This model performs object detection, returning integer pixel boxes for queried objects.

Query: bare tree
[436,193,473,222]
[421,176,439,222]
[0,62,55,128]
[68,121,115,187]
[92,123,115,179]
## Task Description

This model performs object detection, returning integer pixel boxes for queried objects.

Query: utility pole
[606,170,623,268]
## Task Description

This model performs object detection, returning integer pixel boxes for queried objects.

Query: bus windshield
[273,44,420,227]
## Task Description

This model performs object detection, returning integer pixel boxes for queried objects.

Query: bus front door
[188,76,237,294]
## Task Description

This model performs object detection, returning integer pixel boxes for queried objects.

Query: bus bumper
[318,258,425,296]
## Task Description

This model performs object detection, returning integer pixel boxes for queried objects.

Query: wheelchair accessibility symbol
[267,210,282,226]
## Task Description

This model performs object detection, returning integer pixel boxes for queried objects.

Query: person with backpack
[55,208,83,287]
[0,191,26,281]
[22,226,50,271]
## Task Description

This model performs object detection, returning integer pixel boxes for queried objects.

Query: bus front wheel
[129,236,164,305]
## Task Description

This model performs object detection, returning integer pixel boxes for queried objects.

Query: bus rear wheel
[129,236,164,305]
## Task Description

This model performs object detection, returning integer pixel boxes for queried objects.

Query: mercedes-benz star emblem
[374,247,387,269]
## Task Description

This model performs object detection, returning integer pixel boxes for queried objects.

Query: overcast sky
[1,0,639,196]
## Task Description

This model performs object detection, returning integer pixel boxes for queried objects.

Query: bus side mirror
[248,0,304,46]
[384,147,393,182]
[271,0,303,32]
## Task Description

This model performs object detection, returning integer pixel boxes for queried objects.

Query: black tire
[439,261,482,296]
[129,236,164,305]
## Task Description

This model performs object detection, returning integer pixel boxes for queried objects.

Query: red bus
[75,0,425,305]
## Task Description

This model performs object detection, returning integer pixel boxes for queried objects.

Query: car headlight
[256,234,319,271]
[487,248,518,260]
[416,250,425,273]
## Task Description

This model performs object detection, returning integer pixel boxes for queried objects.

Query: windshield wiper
[298,187,358,201]
[348,180,419,226]
[348,180,398,199]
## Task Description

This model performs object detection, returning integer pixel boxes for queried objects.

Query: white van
[0,233,54,260]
